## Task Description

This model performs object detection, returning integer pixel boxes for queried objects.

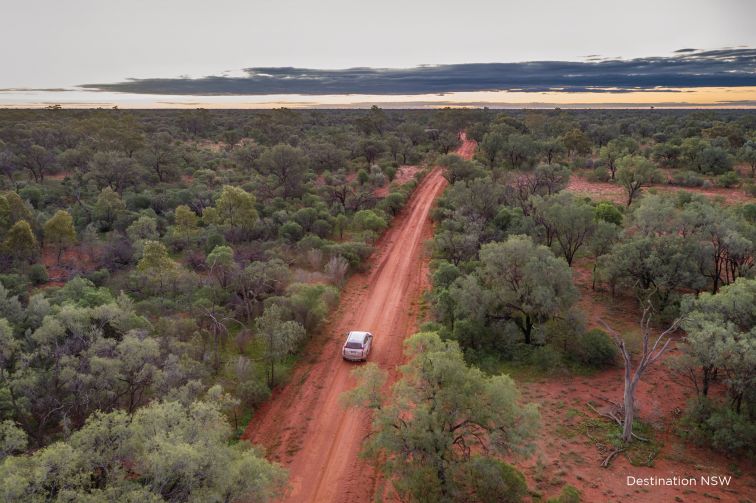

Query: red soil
[242,138,474,502]
[40,245,99,283]
[567,172,753,205]
[516,258,755,502]
[374,165,423,198]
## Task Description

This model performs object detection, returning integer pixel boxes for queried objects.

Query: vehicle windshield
[345,342,363,349]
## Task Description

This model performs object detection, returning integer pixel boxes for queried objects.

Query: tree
[652,142,682,170]
[561,128,592,158]
[137,240,178,291]
[502,133,537,169]
[478,130,507,168]
[535,193,597,266]
[3,220,38,263]
[453,235,577,344]
[600,137,637,180]
[600,305,681,443]
[344,332,537,502]
[19,144,57,183]
[43,210,76,263]
[256,144,308,198]
[93,187,126,231]
[172,204,197,245]
[0,393,286,502]
[139,131,179,182]
[435,130,461,155]
[215,185,258,232]
[738,141,756,177]
[206,245,237,288]
[359,137,386,164]
[616,155,659,206]
[679,278,756,412]
[87,150,139,193]
[255,305,306,386]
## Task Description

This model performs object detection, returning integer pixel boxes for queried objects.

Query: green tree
[616,155,659,206]
[255,305,306,386]
[680,278,756,412]
[344,332,537,502]
[206,245,236,288]
[561,128,592,158]
[93,187,126,231]
[600,137,637,180]
[3,220,38,263]
[215,185,258,232]
[447,235,577,345]
[256,144,308,198]
[137,240,178,291]
[43,210,76,263]
[534,193,596,266]
[0,393,286,502]
[738,141,756,177]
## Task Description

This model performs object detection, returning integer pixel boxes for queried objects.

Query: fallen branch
[601,448,625,468]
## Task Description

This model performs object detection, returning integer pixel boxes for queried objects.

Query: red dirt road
[243,136,476,502]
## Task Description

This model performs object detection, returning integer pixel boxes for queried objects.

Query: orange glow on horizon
[1,86,755,109]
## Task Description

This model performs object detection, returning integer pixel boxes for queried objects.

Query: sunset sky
[1,0,755,108]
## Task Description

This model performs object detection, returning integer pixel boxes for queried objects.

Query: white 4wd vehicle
[342,331,373,361]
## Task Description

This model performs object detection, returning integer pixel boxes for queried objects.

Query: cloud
[81,48,756,96]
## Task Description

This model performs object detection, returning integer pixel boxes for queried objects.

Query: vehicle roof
[346,331,371,342]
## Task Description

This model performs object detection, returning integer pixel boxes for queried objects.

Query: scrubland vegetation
[0,107,754,502]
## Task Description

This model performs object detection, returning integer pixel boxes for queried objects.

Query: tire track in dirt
[242,135,475,503]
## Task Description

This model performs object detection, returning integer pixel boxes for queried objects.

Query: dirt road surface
[243,135,475,503]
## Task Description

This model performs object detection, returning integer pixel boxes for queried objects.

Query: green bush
[459,457,528,503]
[681,399,755,459]
[568,329,617,368]
[84,268,111,286]
[586,166,610,182]
[744,183,756,197]
[717,171,740,188]
[548,484,582,503]
[279,221,304,243]
[27,264,48,285]
[671,171,704,187]
[204,231,226,254]
[594,201,623,225]
[529,345,564,373]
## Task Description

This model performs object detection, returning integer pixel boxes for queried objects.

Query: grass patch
[573,409,662,467]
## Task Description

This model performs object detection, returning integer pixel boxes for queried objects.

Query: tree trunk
[622,377,637,442]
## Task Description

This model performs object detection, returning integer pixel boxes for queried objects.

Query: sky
[1,0,755,108]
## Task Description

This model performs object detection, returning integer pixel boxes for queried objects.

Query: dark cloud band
[82,48,756,96]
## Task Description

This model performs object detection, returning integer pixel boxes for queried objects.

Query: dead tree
[599,303,682,443]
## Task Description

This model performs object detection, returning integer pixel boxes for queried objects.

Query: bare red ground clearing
[514,258,755,502]
[40,245,100,283]
[242,137,475,503]
[374,165,423,197]
[567,171,754,205]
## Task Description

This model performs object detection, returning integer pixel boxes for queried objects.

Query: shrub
[548,485,582,503]
[594,201,623,225]
[744,183,756,197]
[203,231,226,255]
[237,378,271,408]
[279,221,304,243]
[670,171,704,187]
[717,171,740,188]
[681,399,755,459]
[529,345,564,373]
[568,329,617,368]
[586,166,610,182]
[84,268,110,286]
[27,264,48,285]
[459,457,528,503]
